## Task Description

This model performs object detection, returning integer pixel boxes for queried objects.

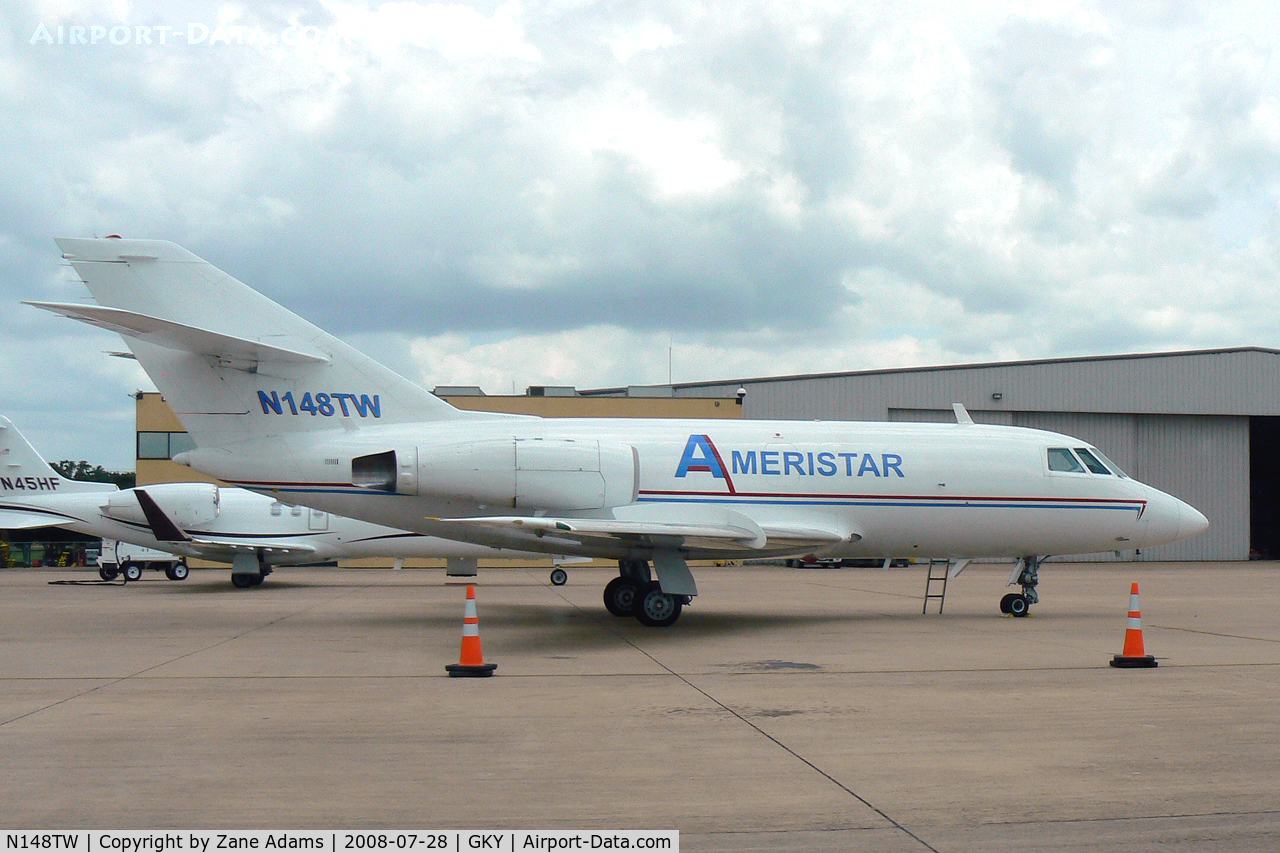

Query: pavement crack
[1148,624,1280,644]
[542,573,940,853]
[0,582,375,729]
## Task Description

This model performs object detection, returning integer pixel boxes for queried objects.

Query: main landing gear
[999,556,1042,618]
[230,552,272,589]
[603,559,691,627]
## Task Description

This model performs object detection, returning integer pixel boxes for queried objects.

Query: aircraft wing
[181,535,318,558]
[438,514,855,554]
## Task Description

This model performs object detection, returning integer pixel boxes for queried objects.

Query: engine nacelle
[103,483,221,528]
[352,439,639,510]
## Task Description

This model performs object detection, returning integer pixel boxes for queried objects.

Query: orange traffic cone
[446,584,497,677]
[1110,582,1157,668]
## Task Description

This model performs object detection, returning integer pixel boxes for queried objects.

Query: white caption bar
[3,833,678,853]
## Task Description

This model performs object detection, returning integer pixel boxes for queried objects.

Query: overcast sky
[3,1,1279,469]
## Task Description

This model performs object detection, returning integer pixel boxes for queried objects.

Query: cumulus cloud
[2,1,1280,466]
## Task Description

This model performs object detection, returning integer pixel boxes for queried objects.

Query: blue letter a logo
[675,434,735,492]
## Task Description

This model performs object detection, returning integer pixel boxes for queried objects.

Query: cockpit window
[1074,447,1111,475]
[1047,447,1085,473]
[1090,448,1129,479]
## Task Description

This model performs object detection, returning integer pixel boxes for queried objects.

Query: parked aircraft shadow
[275,602,974,654]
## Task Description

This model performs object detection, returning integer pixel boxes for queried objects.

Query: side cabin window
[1074,448,1112,475]
[291,505,303,517]
[270,502,283,517]
[1047,447,1085,473]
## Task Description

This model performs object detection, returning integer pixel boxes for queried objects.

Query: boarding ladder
[922,558,951,614]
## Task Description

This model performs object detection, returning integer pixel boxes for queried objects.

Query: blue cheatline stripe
[235,484,1143,512]
[637,496,1143,511]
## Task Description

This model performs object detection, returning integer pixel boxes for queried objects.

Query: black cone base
[446,663,497,677]
[1110,654,1157,668]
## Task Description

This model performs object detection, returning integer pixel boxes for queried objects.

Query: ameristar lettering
[676,434,904,481]
[258,391,381,418]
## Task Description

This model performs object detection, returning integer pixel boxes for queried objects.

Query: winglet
[133,489,193,542]
[952,403,974,425]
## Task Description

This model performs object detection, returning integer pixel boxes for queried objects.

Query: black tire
[231,573,257,589]
[550,568,568,586]
[1008,594,1030,617]
[999,592,1019,614]
[603,577,639,616]
[123,562,143,582]
[170,562,189,581]
[99,566,119,581]
[635,585,683,627]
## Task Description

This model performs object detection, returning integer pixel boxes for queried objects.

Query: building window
[169,432,197,456]
[136,431,197,460]
[137,432,171,459]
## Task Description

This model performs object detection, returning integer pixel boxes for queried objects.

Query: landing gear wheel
[231,573,258,589]
[123,562,143,582]
[603,577,639,616]
[635,584,683,627]
[169,562,189,581]
[549,568,568,586]
[1007,594,1030,617]
[999,593,1019,614]
[99,567,119,581]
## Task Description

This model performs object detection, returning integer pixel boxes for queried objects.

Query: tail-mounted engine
[352,439,639,510]
[103,483,220,527]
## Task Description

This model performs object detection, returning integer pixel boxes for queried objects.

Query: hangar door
[1251,417,1280,560]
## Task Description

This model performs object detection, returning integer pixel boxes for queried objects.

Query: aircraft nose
[1178,501,1209,540]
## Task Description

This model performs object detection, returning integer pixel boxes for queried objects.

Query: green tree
[50,460,136,489]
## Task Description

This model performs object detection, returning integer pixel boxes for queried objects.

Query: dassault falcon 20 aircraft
[31,238,1209,626]
[0,416,558,587]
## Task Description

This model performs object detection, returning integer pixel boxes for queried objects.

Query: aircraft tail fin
[0,416,118,496]
[46,238,487,452]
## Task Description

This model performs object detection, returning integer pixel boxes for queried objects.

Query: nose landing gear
[1000,556,1042,617]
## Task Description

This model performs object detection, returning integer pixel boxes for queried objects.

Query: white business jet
[0,416,559,587]
[31,238,1208,625]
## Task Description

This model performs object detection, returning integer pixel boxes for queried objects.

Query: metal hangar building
[582,347,1280,562]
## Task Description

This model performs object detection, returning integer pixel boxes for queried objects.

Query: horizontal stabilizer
[25,302,329,366]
